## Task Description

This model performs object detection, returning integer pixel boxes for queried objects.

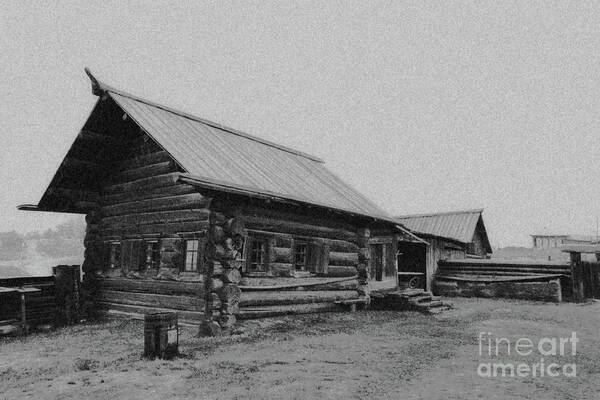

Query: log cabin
[394,209,492,291]
[18,69,424,332]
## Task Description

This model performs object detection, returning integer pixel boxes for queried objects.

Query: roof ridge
[84,68,324,163]
[394,208,484,219]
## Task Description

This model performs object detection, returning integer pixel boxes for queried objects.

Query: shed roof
[20,69,396,225]
[395,209,492,252]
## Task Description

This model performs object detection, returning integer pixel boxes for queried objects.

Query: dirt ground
[1,297,600,400]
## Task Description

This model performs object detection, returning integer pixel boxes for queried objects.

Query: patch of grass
[74,358,99,371]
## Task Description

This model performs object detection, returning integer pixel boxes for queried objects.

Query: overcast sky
[2,1,599,247]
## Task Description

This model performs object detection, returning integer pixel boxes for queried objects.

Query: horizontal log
[96,301,206,322]
[97,289,219,311]
[437,271,567,277]
[99,220,210,237]
[328,251,358,266]
[244,215,357,241]
[240,290,358,307]
[239,276,358,291]
[218,202,357,233]
[325,265,357,277]
[272,247,292,263]
[438,263,570,271]
[101,184,199,206]
[97,277,205,296]
[100,209,209,230]
[118,151,173,171]
[324,239,359,253]
[438,266,571,274]
[114,161,177,184]
[102,173,181,195]
[238,302,341,319]
[101,193,210,218]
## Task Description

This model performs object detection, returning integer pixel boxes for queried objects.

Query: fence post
[569,252,584,303]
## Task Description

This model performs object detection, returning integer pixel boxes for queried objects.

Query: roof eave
[178,174,401,227]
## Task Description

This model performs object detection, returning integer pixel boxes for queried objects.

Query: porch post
[356,228,371,302]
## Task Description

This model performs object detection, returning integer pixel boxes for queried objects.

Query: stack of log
[199,212,244,336]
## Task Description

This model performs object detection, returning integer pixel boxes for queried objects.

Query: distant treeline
[0,219,85,261]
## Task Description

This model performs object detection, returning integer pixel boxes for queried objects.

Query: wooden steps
[371,289,453,314]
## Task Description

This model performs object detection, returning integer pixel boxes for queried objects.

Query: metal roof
[108,92,392,221]
[20,69,395,224]
[394,209,485,244]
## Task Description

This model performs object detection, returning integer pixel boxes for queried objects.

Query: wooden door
[582,262,600,299]
[370,244,385,281]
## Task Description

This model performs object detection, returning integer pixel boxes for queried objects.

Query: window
[247,237,266,273]
[109,242,121,269]
[294,241,309,271]
[184,239,200,272]
[145,241,160,270]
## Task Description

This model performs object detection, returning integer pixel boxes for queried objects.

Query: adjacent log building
[395,209,492,291]
[19,70,422,331]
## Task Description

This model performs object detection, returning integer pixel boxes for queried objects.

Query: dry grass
[1,298,599,399]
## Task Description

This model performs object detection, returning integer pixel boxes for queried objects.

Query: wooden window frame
[294,240,309,271]
[243,234,272,276]
[184,239,200,273]
[181,232,206,274]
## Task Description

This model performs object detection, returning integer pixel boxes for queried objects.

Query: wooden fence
[434,259,571,301]
[0,265,82,334]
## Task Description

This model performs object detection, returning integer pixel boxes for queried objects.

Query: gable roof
[20,69,396,224]
[395,209,492,252]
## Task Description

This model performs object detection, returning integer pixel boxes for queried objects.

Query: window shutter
[320,243,330,275]
[312,239,329,275]
[242,236,249,273]
[174,237,184,271]
[102,242,111,270]
[121,241,132,273]
[197,236,207,274]
[131,240,145,271]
